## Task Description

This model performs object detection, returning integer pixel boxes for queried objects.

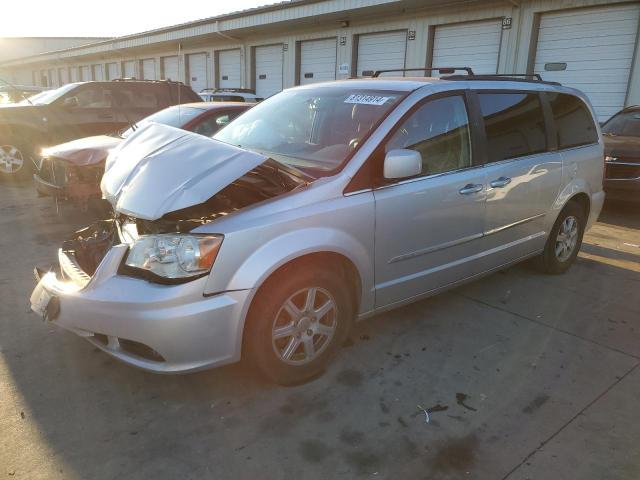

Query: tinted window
[113,84,167,108]
[479,93,547,162]
[73,85,112,108]
[602,111,640,137]
[386,95,472,176]
[548,93,598,149]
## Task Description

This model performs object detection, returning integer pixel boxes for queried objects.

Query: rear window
[547,93,598,149]
[478,92,547,163]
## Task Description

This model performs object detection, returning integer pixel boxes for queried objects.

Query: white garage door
[71,67,79,82]
[80,66,91,81]
[48,69,56,87]
[93,64,104,81]
[432,19,502,75]
[218,49,241,89]
[123,60,136,78]
[142,58,156,80]
[162,56,179,81]
[255,45,284,98]
[534,4,640,122]
[58,67,69,85]
[300,38,337,85]
[357,31,407,77]
[106,63,119,80]
[188,53,208,93]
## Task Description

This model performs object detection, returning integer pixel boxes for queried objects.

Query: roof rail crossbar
[476,73,544,81]
[370,67,475,78]
[443,73,561,86]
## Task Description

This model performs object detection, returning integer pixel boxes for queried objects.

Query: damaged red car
[33,102,252,210]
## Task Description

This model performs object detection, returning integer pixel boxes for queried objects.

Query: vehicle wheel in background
[537,201,586,274]
[0,144,33,182]
[245,263,353,385]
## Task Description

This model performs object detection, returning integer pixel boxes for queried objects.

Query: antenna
[177,43,181,119]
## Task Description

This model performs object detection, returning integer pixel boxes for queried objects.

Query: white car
[199,88,263,103]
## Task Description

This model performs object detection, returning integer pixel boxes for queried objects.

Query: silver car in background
[31,74,605,384]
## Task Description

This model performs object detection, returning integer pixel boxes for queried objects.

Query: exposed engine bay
[62,159,307,277]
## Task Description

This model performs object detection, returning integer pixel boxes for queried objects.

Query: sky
[1,0,282,37]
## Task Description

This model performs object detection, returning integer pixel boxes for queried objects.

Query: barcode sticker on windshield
[344,94,391,106]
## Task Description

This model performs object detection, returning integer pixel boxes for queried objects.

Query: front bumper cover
[30,244,251,373]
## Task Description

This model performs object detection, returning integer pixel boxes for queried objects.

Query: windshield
[214,87,405,172]
[602,111,640,137]
[19,83,77,105]
[120,105,205,138]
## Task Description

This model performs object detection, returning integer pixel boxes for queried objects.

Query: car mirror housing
[383,149,422,179]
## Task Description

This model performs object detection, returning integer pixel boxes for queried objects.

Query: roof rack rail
[110,77,185,85]
[370,67,475,78]
[200,87,256,94]
[444,73,561,86]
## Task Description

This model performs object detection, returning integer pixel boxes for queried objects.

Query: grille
[38,157,67,186]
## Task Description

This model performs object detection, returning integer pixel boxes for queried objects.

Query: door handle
[490,176,512,188]
[459,183,484,195]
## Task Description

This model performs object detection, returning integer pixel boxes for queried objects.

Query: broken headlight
[125,234,223,279]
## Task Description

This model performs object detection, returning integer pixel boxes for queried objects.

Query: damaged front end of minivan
[30,123,308,371]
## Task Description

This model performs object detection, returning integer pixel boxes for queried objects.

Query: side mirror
[383,149,422,179]
[63,97,79,108]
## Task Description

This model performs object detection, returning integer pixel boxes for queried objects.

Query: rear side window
[478,92,547,163]
[547,93,598,149]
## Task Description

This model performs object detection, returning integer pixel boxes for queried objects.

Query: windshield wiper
[0,77,33,105]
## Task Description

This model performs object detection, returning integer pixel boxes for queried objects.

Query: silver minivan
[31,72,605,384]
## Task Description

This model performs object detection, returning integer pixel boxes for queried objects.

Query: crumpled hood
[101,123,268,221]
[43,135,121,166]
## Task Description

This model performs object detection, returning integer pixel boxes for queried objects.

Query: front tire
[0,143,33,182]
[538,201,586,274]
[245,263,353,385]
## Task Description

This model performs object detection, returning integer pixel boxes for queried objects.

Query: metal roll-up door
[142,58,156,80]
[123,60,136,78]
[93,64,104,81]
[188,53,208,93]
[106,63,119,80]
[357,31,407,77]
[80,66,91,81]
[534,4,640,122]
[432,19,503,74]
[299,38,337,85]
[48,69,56,87]
[218,49,241,88]
[162,56,179,81]
[59,67,69,85]
[255,45,283,98]
[71,67,79,82]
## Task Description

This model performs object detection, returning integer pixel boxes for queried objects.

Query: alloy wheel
[555,215,579,262]
[0,145,24,174]
[271,286,338,366]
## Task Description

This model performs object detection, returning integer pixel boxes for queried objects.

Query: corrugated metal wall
[4,0,640,109]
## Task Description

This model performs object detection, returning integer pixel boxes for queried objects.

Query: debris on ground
[455,393,478,412]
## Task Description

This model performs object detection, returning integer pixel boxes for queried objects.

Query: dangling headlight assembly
[124,234,223,281]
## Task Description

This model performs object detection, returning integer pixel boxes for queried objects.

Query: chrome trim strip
[605,161,640,166]
[377,232,546,292]
[389,232,484,264]
[485,213,545,236]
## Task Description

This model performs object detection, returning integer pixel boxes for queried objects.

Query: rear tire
[0,143,34,183]
[538,201,586,274]
[245,263,353,385]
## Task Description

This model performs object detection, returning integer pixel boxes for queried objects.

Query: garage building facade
[1,0,640,121]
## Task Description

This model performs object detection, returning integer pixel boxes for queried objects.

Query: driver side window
[71,86,112,108]
[386,95,472,177]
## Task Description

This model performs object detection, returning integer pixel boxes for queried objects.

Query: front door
[373,93,487,307]
[50,84,119,142]
[474,91,562,266]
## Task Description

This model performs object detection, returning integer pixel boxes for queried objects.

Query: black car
[602,106,640,202]
[0,79,202,180]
